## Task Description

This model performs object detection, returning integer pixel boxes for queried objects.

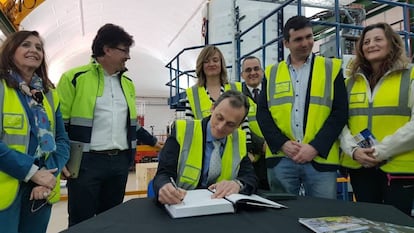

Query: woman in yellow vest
[340,23,414,215]
[0,31,70,232]
[183,45,253,151]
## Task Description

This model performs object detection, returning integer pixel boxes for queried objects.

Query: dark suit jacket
[242,83,265,154]
[153,117,258,199]
[256,55,349,171]
[242,83,255,101]
[242,82,269,190]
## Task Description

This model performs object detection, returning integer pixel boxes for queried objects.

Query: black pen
[170,177,185,202]
[170,177,179,190]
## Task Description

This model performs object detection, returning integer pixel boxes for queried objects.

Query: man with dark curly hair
[57,23,137,226]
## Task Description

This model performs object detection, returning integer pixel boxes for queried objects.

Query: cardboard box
[135,162,158,196]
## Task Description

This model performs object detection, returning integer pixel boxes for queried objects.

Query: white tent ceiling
[20,0,208,97]
[18,0,357,98]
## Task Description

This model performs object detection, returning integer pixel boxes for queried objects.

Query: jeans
[268,157,337,199]
[0,182,52,233]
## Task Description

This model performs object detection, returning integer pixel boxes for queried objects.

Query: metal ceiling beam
[353,0,392,18]
[0,7,16,35]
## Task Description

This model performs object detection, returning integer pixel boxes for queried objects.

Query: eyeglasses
[243,66,261,73]
[31,190,56,213]
[113,47,130,55]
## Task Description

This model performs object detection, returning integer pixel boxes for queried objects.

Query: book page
[164,189,234,218]
[225,193,286,208]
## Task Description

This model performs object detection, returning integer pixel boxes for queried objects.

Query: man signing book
[153,90,258,205]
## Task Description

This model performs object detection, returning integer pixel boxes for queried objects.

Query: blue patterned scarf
[11,71,56,158]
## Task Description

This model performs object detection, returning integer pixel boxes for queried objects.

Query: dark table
[61,197,414,233]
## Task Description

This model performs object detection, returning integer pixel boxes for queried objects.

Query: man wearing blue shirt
[153,90,258,204]
[257,16,348,199]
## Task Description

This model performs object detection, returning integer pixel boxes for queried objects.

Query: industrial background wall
[135,97,175,137]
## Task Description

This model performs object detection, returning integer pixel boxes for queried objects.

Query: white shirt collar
[246,83,262,95]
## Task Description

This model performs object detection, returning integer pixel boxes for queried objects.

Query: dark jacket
[136,125,157,146]
[153,117,258,199]
[242,82,265,154]
[256,56,348,171]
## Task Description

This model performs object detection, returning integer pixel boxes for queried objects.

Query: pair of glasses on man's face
[31,191,56,213]
[113,47,130,55]
[243,66,261,73]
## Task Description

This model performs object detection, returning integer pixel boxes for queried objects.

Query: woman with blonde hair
[185,46,234,118]
[340,22,414,215]
[183,45,253,151]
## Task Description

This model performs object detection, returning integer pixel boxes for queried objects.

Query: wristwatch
[233,179,244,190]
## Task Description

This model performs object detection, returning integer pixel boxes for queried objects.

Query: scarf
[11,71,56,158]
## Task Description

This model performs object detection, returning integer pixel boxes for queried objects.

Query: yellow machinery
[0,0,44,29]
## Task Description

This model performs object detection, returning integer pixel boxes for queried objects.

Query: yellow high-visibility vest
[341,68,414,173]
[175,119,246,189]
[264,56,342,165]
[186,82,242,119]
[0,81,60,210]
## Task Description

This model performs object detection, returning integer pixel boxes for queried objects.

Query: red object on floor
[135,145,158,163]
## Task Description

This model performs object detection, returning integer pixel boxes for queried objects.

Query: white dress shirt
[246,83,262,98]
[89,71,129,150]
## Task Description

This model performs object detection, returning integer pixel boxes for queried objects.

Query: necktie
[207,140,222,184]
[253,88,260,103]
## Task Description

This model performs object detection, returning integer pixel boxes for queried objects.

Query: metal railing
[166,0,414,110]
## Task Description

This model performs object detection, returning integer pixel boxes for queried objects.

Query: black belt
[90,149,127,156]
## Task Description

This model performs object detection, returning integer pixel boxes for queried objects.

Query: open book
[164,189,286,218]
[299,216,414,233]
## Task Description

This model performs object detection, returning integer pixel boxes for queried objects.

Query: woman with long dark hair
[0,30,69,233]
[340,23,414,215]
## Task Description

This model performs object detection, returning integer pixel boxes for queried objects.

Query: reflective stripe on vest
[177,120,202,189]
[342,68,414,172]
[347,71,411,130]
[175,119,246,189]
[1,90,57,152]
[268,58,334,108]
[266,56,341,165]
[208,130,243,183]
[58,61,137,149]
[246,97,262,137]
[187,82,242,119]
[69,117,94,127]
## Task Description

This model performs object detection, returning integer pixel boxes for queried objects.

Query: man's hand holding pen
[158,177,187,205]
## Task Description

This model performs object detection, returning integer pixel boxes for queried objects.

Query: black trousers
[349,167,414,216]
[67,151,130,226]
[253,154,269,190]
